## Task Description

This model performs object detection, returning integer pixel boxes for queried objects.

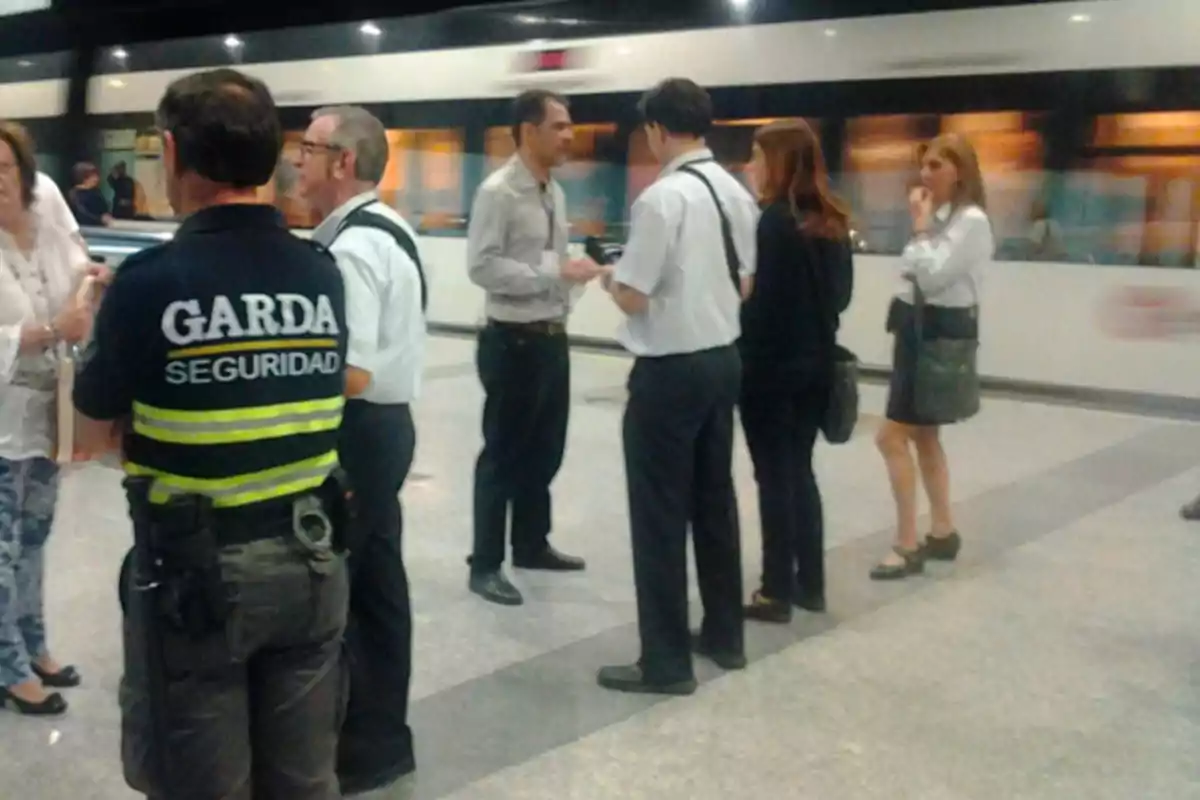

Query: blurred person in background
[872,133,991,580]
[67,161,111,227]
[0,121,97,716]
[738,119,853,622]
[108,160,137,220]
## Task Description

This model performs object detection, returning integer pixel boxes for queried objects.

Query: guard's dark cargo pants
[120,536,350,799]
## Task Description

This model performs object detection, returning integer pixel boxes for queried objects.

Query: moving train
[9,0,1200,403]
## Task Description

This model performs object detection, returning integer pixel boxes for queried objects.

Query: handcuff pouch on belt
[150,494,229,639]
[290,467,355,576]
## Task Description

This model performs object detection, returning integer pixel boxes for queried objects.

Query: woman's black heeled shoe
[922,531,962,561]
[31,663,81,689]
[2,688,68,716]
[869,546,925,581]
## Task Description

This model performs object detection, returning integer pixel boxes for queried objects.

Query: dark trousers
[336,400,416,784]
[471,322,570,572]
[623,344,744,684]
[740,369,827,601]
[120,537,349,800]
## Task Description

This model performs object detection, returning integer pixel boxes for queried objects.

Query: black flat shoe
[32,663,81,689]
[2,688,67,716]
[792,590,827,614]
[743,590,792,623]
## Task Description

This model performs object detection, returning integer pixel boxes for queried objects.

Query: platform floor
[6,335,1200,799]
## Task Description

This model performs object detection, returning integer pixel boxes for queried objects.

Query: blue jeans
[0,457,60,687]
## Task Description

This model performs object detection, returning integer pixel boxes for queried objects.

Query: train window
[484,123,623,238]
[841,114,932,254]
[940,112,1046,261]
[1072,113,1200,267]
[626,118,819,207]
[841,112,1046,257]
[382,129,465,233]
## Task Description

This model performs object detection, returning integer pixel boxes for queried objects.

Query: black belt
[487,318,566,335]
[161,494,311,547]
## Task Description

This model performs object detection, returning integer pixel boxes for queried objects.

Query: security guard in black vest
[73,68,351,799]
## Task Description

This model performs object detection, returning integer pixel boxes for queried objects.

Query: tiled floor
[7,335,1200,799]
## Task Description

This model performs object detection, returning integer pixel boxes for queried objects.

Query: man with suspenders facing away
[297,105,427,794]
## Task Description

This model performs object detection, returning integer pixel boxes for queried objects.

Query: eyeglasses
[299,139,343,158]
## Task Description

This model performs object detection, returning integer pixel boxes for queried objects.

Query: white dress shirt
[312,191,426,404]
[0,212,86,461]
[613,148,759,357]
[896,203,992,308]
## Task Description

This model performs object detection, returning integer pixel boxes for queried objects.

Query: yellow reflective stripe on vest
[124,450,338,507]
[132,397,345,445]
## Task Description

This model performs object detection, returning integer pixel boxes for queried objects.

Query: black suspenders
[331,200,429,312]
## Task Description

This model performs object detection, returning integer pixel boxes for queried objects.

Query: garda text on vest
[161,293,341,385]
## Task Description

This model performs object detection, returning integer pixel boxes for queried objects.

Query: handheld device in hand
[585,236,624,266]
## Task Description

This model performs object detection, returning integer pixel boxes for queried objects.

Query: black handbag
[912,283,980,424]
[802,236,859,444]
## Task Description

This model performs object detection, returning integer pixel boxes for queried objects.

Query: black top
[68,186,109,226]
[74,203,348,487]
[738,201,854,376]
[108,175,136,219]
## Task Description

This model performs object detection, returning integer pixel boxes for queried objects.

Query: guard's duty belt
[488,318,566,336]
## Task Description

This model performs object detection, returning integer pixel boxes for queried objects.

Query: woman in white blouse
[0,121,96,715]
[872,133,993,581]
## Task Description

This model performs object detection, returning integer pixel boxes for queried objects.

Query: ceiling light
[17,59,31,67]
[112,46,128,59]
[223,34,243,49]
[1069,13,1091,22]
[359,21,381,37]
[516,13,544,24]
[729,0,749,8]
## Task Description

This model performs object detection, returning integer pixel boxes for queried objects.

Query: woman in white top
[872,133,993,581]
[0,121,96,716]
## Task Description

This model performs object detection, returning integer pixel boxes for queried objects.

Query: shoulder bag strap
[676,162,742,292]
[332,200,428,312]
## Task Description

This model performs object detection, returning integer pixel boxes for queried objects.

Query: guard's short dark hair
[638,78,713,139]
[511,89,568,146]
[155,67,282,188]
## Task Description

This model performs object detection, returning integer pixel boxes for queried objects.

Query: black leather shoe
[32,663,81,688]
[596,664,696,696]
[339,756,416,796]
[2,688,67,716]
[513,546,586,572]
[469,570,524,606]
[690,634,747,671]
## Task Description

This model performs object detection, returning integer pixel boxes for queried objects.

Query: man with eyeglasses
[296,104,426,794]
